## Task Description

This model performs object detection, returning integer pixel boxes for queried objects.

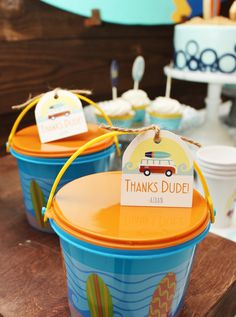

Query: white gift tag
[121,130,193,207]
[35,90,88,143]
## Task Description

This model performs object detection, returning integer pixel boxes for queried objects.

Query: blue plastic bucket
[10,144,115,233]
[47,171,212,316]
[51,219,209,317]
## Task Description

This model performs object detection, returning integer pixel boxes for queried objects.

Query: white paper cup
[199,165,236,178]
[197,146,236,167]
[197,146,236,228]
[197,159,236,172]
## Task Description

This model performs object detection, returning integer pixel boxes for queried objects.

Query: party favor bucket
[7,93,118,233]
[44,129,214,317]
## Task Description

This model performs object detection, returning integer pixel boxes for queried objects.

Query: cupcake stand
[164,65,236,146]
[164,66,236,242]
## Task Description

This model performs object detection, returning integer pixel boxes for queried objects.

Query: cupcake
[147,97,183,130]
[122,89,150,122]
[95,98,134,128]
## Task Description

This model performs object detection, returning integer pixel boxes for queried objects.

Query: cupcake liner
[96,114,134,128]
[148,113,182,131]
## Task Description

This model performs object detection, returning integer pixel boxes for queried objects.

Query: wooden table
[1,156,236,317]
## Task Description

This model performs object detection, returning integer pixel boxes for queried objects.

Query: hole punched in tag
[152,125,161,144]
[54,88,59,99]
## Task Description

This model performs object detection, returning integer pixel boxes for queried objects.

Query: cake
[147,97,183,130]
[121,89,150,122]
[95,97,134,128]
[174,16,236,74]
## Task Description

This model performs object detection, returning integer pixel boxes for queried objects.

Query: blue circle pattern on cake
[174,40,236,73]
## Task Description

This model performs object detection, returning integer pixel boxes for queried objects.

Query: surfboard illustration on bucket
[148,272,177,317]
[86,274,114,317]
[30,180,50,230]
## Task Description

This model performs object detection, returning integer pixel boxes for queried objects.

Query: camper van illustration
[48,103,71,120]
[139,151,176,177]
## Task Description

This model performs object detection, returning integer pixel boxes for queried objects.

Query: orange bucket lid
[49,171,210,250]
[10,124,115,158]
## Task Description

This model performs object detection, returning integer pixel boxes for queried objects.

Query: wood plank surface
[0,0,233,152]
[0,26,207,153]
[0,155,236,316]
[0,0,233,116]
[0,21,207,114]
[0,0,232,42]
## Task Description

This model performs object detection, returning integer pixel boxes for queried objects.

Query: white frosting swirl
[148,97,183,114]
[184,16,236,25]
[122,89,150,107]
[95,98,134,117]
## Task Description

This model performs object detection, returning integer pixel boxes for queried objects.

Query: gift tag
[35,90,88,143]
[121,130,193,207]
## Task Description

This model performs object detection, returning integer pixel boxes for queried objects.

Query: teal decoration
[132,56,145,86]
[145,151,171,159]
[110,60,118,89]
[40,0,227,25]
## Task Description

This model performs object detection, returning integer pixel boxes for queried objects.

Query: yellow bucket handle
[6,93,120,155]
[43,130,215,224]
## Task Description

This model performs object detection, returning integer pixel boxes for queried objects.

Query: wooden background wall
[0,0,233,153]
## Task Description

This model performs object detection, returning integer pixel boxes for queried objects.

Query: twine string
[179,135,201,148]
[100,124,202,148]
[100,124,162,143]
[12,88,92,110]
[12,94,43,110]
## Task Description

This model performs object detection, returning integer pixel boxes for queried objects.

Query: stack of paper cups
[197,146,236,228]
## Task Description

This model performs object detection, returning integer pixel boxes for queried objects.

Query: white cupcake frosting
[122,89,150,107]
[184,16,236,25]
[95,98,134,117]
[148,97,183,114]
